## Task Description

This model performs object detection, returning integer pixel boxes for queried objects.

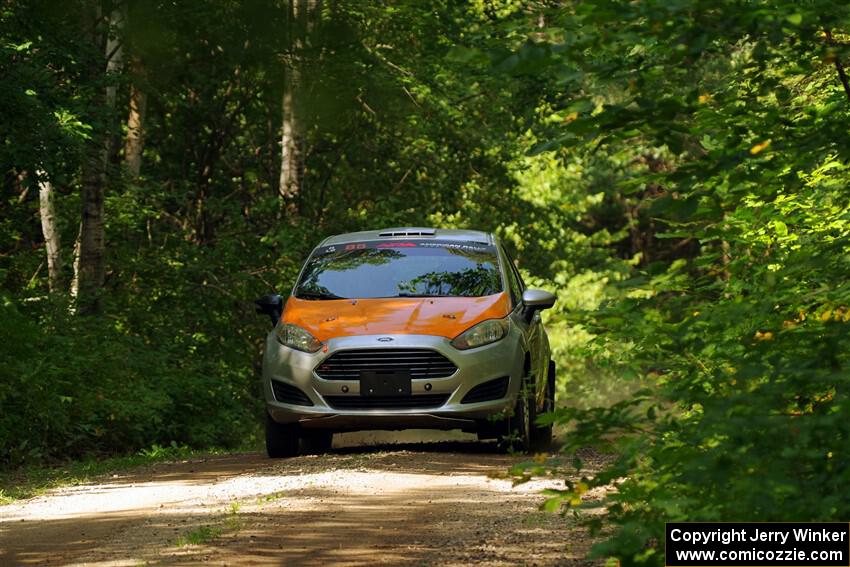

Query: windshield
[294,240,503,299]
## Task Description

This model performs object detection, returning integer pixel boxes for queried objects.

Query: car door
[500,245,549,410]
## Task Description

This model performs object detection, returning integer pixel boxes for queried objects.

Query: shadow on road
[0,431,595,566]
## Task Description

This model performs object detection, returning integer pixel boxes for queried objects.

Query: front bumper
[262,330,524,431]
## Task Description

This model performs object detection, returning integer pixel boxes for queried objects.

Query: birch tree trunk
[124,56,146,178]
[37,172,63,292]
[72,2,125,314]
[278,0,319,205]
[279,65,301,200]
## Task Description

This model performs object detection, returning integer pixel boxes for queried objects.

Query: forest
[2,1,849,566]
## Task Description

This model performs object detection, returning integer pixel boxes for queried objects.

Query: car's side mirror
[255,294,283,326]
[521,288,556,323]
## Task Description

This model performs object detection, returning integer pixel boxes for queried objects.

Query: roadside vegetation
[0,443,232,504]
[2,1,849,566]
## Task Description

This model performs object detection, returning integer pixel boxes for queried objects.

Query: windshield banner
[314,239,496,256]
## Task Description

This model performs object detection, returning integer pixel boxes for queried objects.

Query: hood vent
[378,228,436,237]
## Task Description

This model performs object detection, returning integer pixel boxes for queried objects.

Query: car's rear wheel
[265,413,300,458]
[529,360,555,452]
[301,430,333,454]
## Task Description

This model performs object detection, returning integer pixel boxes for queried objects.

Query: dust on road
[0,431,610,566]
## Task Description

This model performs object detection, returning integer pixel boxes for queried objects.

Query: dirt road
[0,432,609,566]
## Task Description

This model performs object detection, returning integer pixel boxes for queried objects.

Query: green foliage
[483,1,850,566]
[0,1,96,177]
[0,0,533,468]
[175,525,222,547]
[0,294,255,467]
[3,3,850,567]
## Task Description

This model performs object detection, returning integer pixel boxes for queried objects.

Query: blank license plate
[359,370,412,396]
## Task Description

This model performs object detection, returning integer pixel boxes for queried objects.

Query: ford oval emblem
[377,337,394,342]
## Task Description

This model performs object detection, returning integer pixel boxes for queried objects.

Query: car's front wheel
[500,375,533,453]
[265,413,300,458]
[529,360,555,452]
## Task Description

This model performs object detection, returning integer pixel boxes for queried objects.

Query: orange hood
[282,292,511,342]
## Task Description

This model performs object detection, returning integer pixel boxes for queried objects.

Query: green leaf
[540,496,564,513]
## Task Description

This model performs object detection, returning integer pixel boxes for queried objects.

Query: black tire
[265,413,300,458]
[529,360,555,453]
[500,375,533,453]
[301,430,333,454]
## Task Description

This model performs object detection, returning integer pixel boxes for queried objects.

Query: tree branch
[825,30,850,103]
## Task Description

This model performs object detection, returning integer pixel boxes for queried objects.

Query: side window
[501,246,524,309]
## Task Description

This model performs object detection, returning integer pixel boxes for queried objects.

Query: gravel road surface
[0,431,610,566]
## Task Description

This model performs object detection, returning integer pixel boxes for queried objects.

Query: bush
[0,293,259,467]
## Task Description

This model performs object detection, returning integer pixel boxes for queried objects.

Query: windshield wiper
[296,291,347,300]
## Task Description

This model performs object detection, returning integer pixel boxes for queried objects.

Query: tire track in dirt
[0,433,611,566]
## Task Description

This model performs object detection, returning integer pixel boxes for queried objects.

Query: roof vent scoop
[377,227,437,237]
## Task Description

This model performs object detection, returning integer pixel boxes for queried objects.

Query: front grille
[461,376,509,404]
[315,349,457,380]
[271,380,314,406]
[324,394,450,410]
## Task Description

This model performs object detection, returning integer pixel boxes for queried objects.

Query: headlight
[451,318,509,350]
[275,323,322,353]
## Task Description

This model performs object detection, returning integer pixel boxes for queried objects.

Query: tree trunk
[278,0,319,205]
[124,56,146,178]
[72,2,125,314]
[73,161,106,312]
[37,171,63,292]
[279,70,302,201]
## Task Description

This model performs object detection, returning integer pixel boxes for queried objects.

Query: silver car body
[262,227,551,433]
